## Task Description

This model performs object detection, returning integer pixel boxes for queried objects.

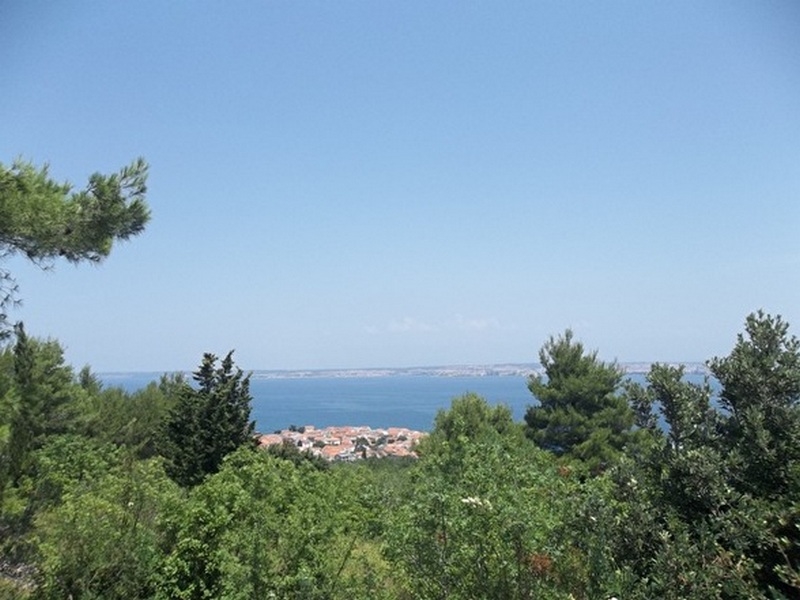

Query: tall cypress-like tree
[1,323,78,489]
[524,329,634,471]
[164,352,255,487]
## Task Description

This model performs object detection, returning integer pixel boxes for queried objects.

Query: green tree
[163,352,255,487]
[387,400,579,600]
[524,330,634,472]
[0,325,80,496]
[264,438,330,471]
[0,157,150,334]
[709,310,800,500]
[157,448,373,600]
[709,311,800,595]
[638,364,728,521]
[34,454,179,600]
[597,367,761,599]
[597,312,800,598]
[422,392,518,449]
[76,378,178,460]
[430,392,517,443]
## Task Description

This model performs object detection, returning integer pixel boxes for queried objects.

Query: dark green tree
[637,364,728,522]
[709,311,800,595]
[597,312,800,598]
[0,324,79,493]
[77,381,177,460]
[0,326,87,584]
[0,157,150,334]
[524,329,634,472]
[709,310,800,500]
[163,352,255,487]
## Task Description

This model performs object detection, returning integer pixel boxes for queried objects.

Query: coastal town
[251,362,711,464]
[258,425,427,461]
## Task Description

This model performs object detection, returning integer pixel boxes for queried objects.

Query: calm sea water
[99,372,712,433]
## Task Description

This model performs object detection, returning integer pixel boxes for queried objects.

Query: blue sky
[2,1,798,372]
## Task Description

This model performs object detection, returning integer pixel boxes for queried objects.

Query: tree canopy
[163,351,256,487]
[0,158,150,333]
[524,329,634,472]
[609,311,800,597]
[709,310,800,499]
[2,312,800,599]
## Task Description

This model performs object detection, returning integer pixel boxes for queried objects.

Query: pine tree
[524,329,634,472]
[0,158,150,335]
[164,351,255,487]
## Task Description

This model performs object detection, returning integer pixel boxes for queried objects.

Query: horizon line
[98,360,710,377]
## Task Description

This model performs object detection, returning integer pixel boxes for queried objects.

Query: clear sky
[2,1,798,372]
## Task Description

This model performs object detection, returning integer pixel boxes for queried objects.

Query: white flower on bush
[461,496,492,510]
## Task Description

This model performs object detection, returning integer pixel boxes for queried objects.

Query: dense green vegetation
[1,311,797,599]
[1,159,798,598]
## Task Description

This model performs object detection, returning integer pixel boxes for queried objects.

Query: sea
[99,370,714,434]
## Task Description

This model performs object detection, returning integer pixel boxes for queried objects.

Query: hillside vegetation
[0,311,797,599]
[1,159,798,598]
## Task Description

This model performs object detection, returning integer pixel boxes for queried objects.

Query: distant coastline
[99,365,714,434]
[100,361,710,380]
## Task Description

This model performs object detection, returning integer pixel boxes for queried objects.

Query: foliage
[34,456,179,600]
[2,436,141,596]
[709,310,800,500]
[602,311,800,598]
[77,380,177,460]
[0,326,81,499]
[388,393,583,599]
[0,158,150,334]
[0,336,175,595]
[0,334,89,591]
[708,311,800,595]
[163,352,255,487]
[157,448,394,600]
[335,456,416,539]
[418,391,522,467]
[567,462,765,600]
[264,438,330,471]
[429,391,518,443]
[2,311,799,599]
[525,329,635,472]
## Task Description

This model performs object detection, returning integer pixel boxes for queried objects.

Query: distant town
[248,361,709,380]
[253,361,710,463]
[259,425,426,462]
